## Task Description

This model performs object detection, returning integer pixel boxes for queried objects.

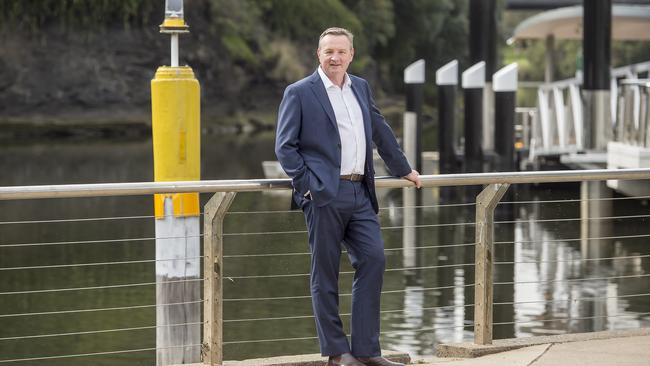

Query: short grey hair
[318,27,354,48]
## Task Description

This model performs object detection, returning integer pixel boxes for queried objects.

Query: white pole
[171,34,179,67]
[402,112,417,269]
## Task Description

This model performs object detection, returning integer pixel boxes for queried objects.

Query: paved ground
[183,330,650,366]
[415,335,650,366]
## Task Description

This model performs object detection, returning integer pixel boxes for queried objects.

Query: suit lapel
[309,72,338,132]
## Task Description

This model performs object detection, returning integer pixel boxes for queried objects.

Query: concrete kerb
[179,350,411,366]
[435,328,650,358]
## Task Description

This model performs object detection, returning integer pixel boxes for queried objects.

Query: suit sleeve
[275,85,311,195]
[366,81,413,177]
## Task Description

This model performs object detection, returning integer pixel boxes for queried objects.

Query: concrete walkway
[186,329,650,366]
[417,334,650,366]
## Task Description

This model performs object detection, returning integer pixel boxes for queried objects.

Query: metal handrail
[2,168,650,200]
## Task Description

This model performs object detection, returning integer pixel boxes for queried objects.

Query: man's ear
[350,47,355,60]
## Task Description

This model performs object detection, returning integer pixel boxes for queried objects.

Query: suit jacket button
[337,143,341,149]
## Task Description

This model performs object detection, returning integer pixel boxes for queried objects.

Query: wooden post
[474,183,509,345]
[202,192,236,365]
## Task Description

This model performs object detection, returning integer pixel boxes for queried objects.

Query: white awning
[511,5,650,41]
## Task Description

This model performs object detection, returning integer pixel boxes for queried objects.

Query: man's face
[317,34,354,81]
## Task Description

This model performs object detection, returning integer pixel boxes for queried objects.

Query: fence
[1,168,650,364]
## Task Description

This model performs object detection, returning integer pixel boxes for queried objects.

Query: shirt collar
[318,66,351,89]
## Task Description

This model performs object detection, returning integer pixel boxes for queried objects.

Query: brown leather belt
[340,174,365,182]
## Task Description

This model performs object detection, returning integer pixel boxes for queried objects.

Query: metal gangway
[523,61,650,167]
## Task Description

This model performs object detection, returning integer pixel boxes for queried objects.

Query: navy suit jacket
[275,70,412,213]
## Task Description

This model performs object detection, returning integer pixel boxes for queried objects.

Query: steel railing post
[202,192,236,365]
[474,183,509,345]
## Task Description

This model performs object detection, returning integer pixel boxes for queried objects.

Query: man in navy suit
[275,27,421,366]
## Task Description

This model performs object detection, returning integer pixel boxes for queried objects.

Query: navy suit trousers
[302,180,385,357]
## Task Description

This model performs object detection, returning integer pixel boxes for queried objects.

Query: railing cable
[495,213,650,226]
[493,311,650,326]
[225,262,475,280]
[0,321,204,341]
[223,194,650,217]
[224,241,477,259]
[0,278,204,296]
[225,303,476,323]
[223,222,475,237]
[494,292,650,306]
[500,194,650,206]
[223,324,475,345]
[225,201,477,215]
[495,253,650,265]
[495,273,650,286]
[0,299,203,319]
[224,283,475,302]
[0,214,156,226]
[381,324,474,336]
[0,256,203,272]
[222,215,650,239]
[0,344,202,363]
[495,232,650,245]
[0,234,203,248]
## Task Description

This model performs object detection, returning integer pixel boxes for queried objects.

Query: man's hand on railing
[403,169,422,188]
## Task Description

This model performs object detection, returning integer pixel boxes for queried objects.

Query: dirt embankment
[0,19,286,138]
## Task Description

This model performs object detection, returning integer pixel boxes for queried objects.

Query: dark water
[0,133,649,365]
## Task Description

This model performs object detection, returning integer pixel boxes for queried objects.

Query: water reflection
[0,135,649,364]
[510,189,650,337]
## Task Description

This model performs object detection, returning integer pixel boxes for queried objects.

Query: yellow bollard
[151,66,200,218]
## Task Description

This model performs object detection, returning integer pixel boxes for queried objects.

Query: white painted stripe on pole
[462,61,485,89]
[436,60,458,86]
[402,189,417,269]
[404,59,425,84]
[403,112,418,166]
[156,197,200,278]
[402,111,418,270]
[483,84,494,152]
[493,63,518,92]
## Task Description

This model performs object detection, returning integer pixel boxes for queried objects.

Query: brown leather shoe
[328,353,365,366]
[356,356,405,366]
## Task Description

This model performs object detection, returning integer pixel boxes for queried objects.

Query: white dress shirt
[318,66,366,175]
